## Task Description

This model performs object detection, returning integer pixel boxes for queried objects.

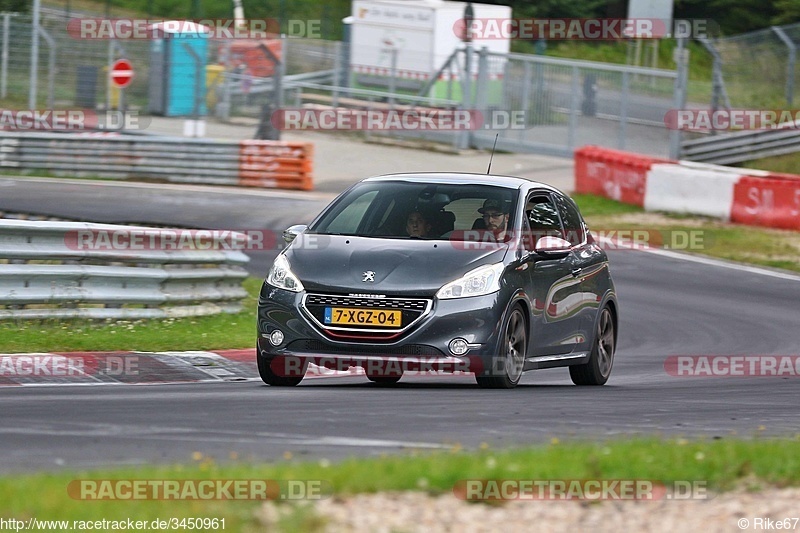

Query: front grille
[301,292,433,339]
[287,340,444,357]
[305,294,428,311]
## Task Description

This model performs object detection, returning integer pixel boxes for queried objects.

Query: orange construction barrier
[238,140,314,191]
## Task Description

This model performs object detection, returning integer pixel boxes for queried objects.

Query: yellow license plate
[324,307,402,327]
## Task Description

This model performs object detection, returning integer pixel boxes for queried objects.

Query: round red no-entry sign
[111,59,134,89]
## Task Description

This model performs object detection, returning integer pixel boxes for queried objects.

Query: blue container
[148,22,209,117]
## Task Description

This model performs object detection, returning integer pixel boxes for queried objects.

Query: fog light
[269,329,285,346]
[449,338,469,356]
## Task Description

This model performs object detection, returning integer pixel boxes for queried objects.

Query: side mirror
[535,236,572,258]
[283,224,308,245]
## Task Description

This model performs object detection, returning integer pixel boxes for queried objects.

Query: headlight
[266,254,304,292]
[436,262,504,299]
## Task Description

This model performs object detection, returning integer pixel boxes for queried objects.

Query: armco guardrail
[575,146,800,230]
[680,120,800,165]
[0,132,314,191]
[0,220,250,319]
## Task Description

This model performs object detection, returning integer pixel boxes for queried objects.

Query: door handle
[571,267,582,277]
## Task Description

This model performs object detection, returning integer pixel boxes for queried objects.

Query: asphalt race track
[1,177,799,472]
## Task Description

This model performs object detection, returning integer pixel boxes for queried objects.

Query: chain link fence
[702,22,800,109]
[19,7,800,159]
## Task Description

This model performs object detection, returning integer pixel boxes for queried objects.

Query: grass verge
[1,438,799,528]
[573,194,800,273]
[740,152,800,176]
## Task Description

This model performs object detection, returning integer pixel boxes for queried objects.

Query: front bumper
[257,283,510,374]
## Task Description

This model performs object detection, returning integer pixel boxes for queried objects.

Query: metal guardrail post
[771,26,796,107]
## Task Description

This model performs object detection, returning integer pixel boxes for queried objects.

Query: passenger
[406,210,432,238]
[478,199,510,241]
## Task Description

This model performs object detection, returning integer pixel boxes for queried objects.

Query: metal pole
[568,66,579,151]
[463,42,472,108]
[772,26,796,107]
[518,60,531,143]
[106,40,114,109]
[332,41,341,107]
[277,34,286,108]
[38,26,56,110]
[1,14,10,99]
[29,0,41,109]
[219,40,232,120]
[669,37,689,160]
[259,39,284,109]
[388,47,397,108]
[619,71,629,149]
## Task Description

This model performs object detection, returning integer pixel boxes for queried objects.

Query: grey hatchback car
[257,173,618,389]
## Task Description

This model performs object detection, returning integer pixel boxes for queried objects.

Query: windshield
[309,181,519,241]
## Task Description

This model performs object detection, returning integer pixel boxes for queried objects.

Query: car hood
[285,234,509,295]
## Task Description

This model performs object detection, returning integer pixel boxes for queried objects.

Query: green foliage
[772,0,800,25]
[0,0,29,13]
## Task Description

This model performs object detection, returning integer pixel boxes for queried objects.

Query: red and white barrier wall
[574,147,800,231]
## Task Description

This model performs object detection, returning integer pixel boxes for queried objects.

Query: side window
[554,194,585,246]
[525,194,564,244]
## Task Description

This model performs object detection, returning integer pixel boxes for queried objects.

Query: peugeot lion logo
[362,270,376,283]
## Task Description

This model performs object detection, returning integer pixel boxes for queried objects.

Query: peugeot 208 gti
[257,173,618,389]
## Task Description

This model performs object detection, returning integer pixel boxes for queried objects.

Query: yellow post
[206,64,225,111]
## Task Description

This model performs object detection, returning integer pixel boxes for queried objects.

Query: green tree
[772,0,800,25]
[0,0,29,13]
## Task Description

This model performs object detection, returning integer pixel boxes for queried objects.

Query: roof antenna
[486,134,499,175]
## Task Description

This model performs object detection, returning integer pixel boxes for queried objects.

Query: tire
[257,348,306,386]
[476,306,527,389]
[570,307,615,386]
[366,375,402,385]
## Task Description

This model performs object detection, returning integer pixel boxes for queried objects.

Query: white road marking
[598,237,800,281]
[0,425,447,449]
